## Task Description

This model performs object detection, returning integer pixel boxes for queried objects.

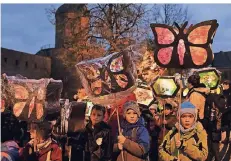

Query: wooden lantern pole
[114,93,125,161]
[177,71,183,161]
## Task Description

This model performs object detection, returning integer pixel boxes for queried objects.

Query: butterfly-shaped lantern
[5,76,63,122]
[150,20,219,68]
[151,76,180,98]
[6,76,50,122]
[76,49,137,105]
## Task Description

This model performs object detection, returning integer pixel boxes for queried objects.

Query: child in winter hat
[123,101,141,118]
[179,101,197,132]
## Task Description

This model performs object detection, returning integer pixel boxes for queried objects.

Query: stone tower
[55,4,90,48]
[37,4,91,99]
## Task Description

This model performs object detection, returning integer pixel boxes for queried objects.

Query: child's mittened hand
[175,140,182,148]
[176,140,184,149]
[118,134,126,144]
[118,143,123,150]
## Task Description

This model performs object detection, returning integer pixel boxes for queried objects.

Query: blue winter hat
[179,101,197,118]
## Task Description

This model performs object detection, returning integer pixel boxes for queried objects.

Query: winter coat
[188,87,210,120]
[85,121,113,161]
[159,122,208,161]
[223,88,231,108]
[20,138,62,161]
[1,140,20,161]
[113,117,150,161]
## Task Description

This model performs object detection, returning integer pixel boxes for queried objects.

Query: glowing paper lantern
[182,88,189,98]
[151,76,180,98]
[76,49,137,105]
[197,68,220,90]
[150,20,219,68]
[4,75,63,122]
[134,80,154,106]
[210,85,223,95]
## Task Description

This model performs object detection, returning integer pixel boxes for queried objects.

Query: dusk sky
[1,4,231,54]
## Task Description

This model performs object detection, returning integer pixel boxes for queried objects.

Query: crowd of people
[1,73,231,161]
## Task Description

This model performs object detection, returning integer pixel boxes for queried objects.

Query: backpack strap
[169,128,178,140]
[187,88,206,99]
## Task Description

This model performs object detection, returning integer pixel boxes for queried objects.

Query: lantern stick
[177,71,183,160]
[107,108,117,123]
[114,93,125,161]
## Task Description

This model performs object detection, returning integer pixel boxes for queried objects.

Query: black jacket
[85,121,113,161]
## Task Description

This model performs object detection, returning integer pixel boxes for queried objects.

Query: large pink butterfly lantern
[150,20,219,68]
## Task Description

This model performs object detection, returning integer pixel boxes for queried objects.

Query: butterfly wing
[187,20,219,67]
[150,24,178,68]
[107,53,132,91]
[12,84,29,117]
[79,63,103,96]
[8,78,47,122]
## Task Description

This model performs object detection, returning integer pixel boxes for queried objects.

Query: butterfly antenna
[174,22,181,30]
[182,21,188,30]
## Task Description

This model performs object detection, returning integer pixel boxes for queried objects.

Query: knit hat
[149,104,158,111]
[179,101,197,118]
[123,101,141,118]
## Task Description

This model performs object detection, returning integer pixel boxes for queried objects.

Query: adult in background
[187,73,210,126]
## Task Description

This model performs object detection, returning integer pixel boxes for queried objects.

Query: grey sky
[1,4,231,54]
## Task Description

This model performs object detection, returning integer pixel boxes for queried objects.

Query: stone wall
[1,47,51,79]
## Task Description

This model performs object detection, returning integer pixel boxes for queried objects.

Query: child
[158,103,177,144]
[159,101,208,161]
[114,101,150,161]
[85,104,113,161]
[148,104,161,161]
[20,121,62,161]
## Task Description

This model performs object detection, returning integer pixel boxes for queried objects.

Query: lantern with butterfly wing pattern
[150,20,219,68]
[4,75,63,122]
[76,49,137,105]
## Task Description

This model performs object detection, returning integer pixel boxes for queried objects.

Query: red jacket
[20,138,62,161]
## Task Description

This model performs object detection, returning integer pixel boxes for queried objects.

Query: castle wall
[1,47,51,79]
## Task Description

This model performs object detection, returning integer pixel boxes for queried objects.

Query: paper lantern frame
[151,76,180,98]
[134,80,155,106]
[198,68,220,90]
[76,50,137,105]
[150,20,219,69]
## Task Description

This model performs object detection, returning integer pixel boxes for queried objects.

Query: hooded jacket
[20,138,62,161]
[85,121,113,161]
[188,87,210,120]
[114,117,150,161]
[159,122,208,161]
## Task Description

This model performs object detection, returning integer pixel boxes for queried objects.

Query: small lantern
[134,79,154,106]
[197,68,220,90]
[151,76,180,98]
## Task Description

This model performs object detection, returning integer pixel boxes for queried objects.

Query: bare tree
[45,4,152,55]
[87,4,151,53]
[150,4,190,26]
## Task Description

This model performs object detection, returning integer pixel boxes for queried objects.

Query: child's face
[125,109,139,124]
[90,109,104,126]
[180,113,195,129]
[164,108,171,115]
[149,108,157,116]
[29,129,36,139]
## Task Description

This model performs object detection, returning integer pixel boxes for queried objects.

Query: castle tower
[37,4,104,99]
